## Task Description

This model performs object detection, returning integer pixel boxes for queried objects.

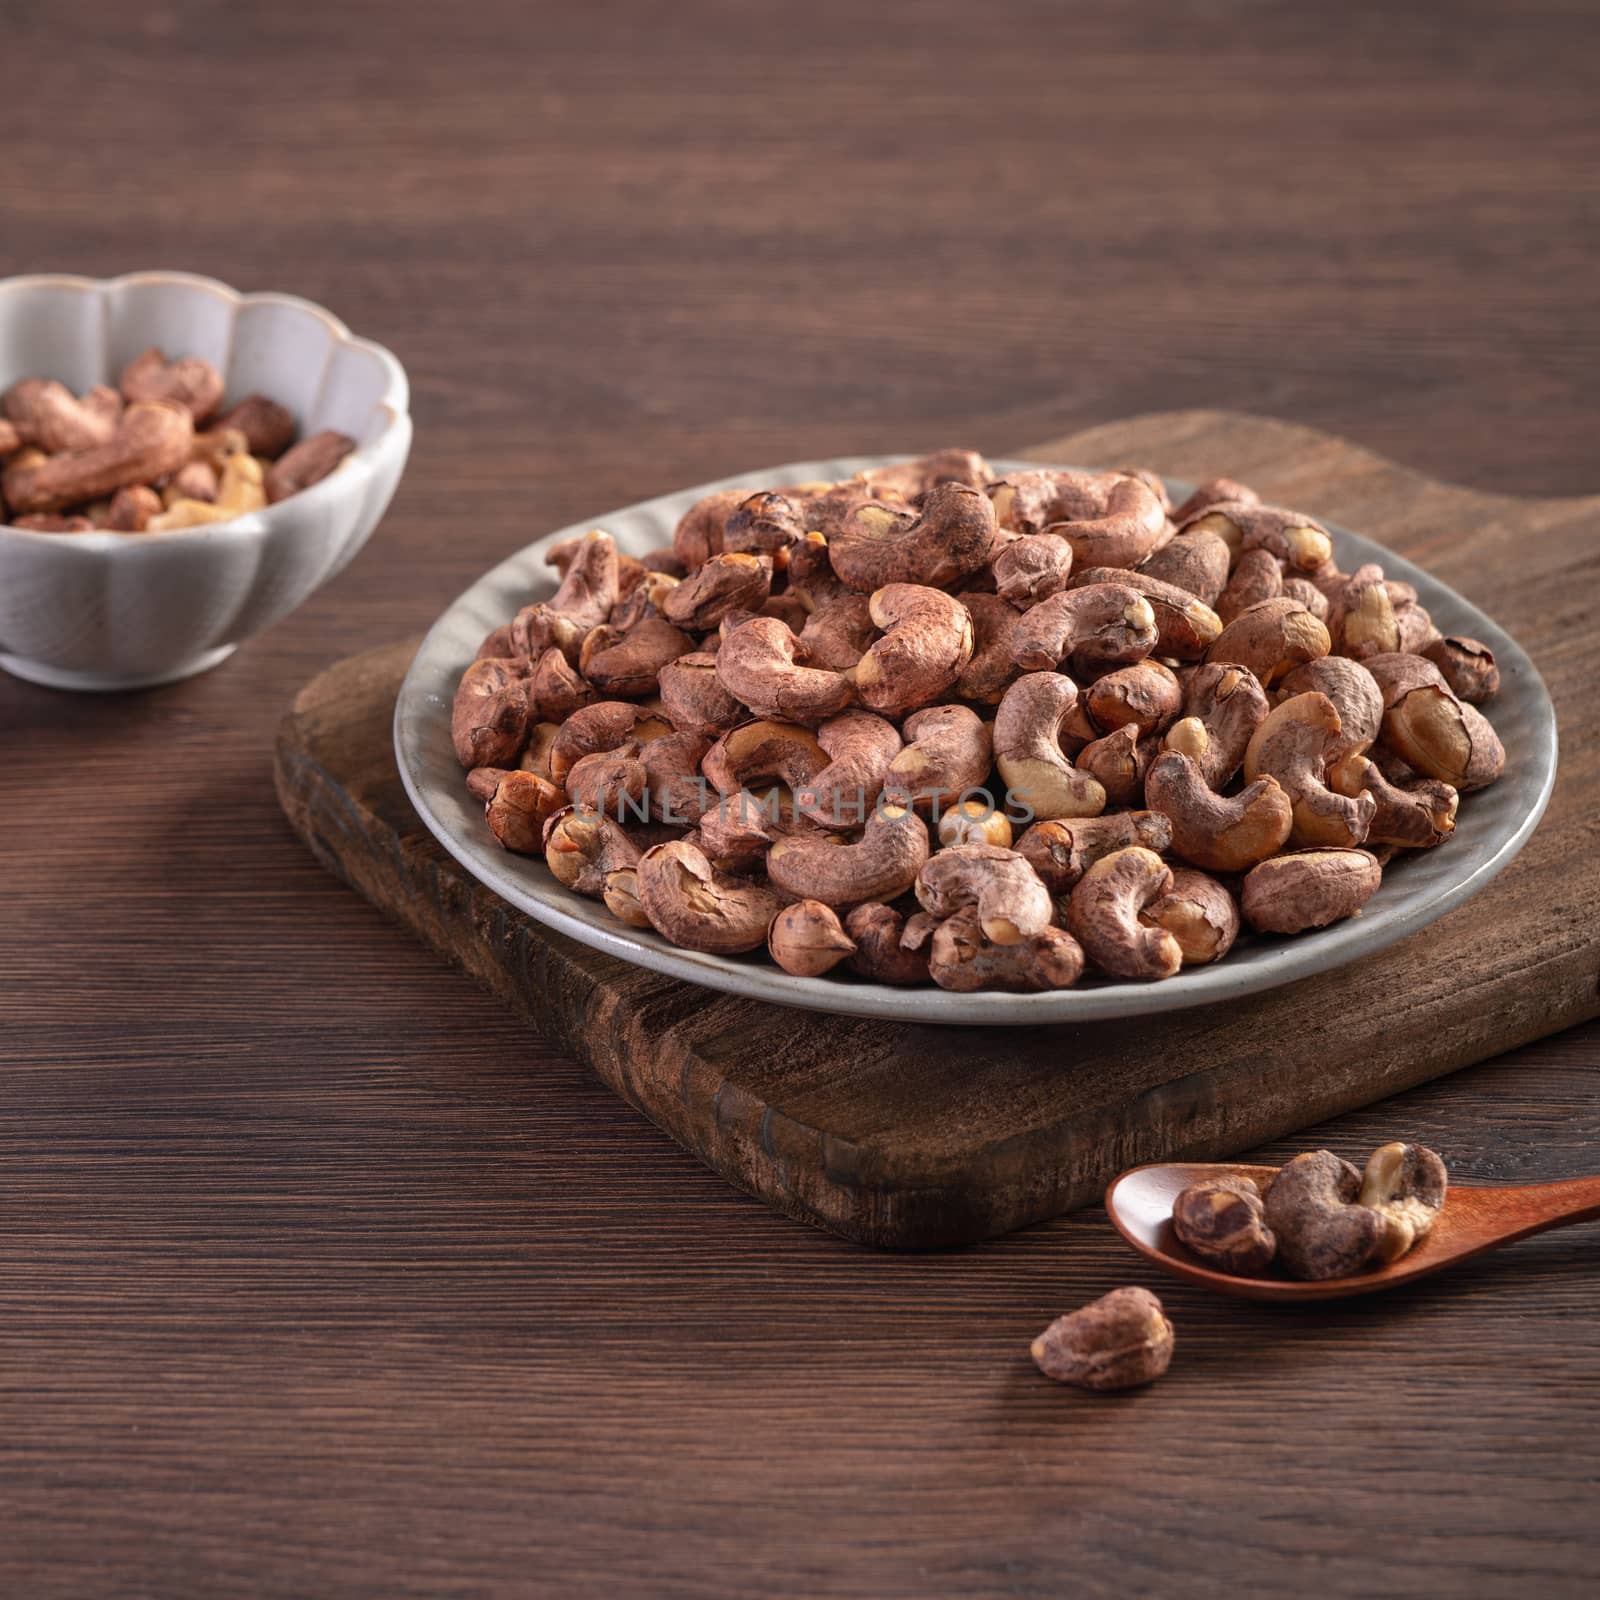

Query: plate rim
[393,455,1559,1027]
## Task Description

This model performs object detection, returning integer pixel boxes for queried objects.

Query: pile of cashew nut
[451,449,1507,993]
[1171,1142,1448,1280]
[0,351,353,531]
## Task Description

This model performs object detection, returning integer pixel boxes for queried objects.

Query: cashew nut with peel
[915,843,1054,944]
[994,672,1106,821]
[794,708,903,830]
[1277,655,1384,756]
[1163,663,1270,789]
[543,808,643,897]
[1263,1150,1386,1280]
[1012,582,1159,673]
[1143,747,1293,873]
[883,704,993,816]
[701,719,828,797]
[827,480,998,593]
[1138,528,1231,607]
[797,592,876,672]
[1358,1141,1448,1263]
[990,469,1167,569]
[2,400,193,515]
[1240,848,1382,935]
[852,585,974,718]
[549,701,670,783]
[1205,597,1330,686]
[1065,846,1182,980]
[1171,1176,1276,1274]
[1328,751,1457,849]
[1170,476,1260,524]
[1085,660,1183,735]
[467,766,567,853]
[722,492,806,566]
[1217,546,1283,624]
[452,656,533,769]
[1140,867,1239,965]
[993,532,1073,606]
[1374,666,1505,792]
[661,551,772,631]
[580,616,695,698]
[927,908,1085,993]
[1030,1286,1174,1390]
[528,646,595,722]
[1075,724,1153,808]
[1421,636,1499,703]
[954,592,1025,704]
[635,838,783,954]
[1071,566,1222,659]
[1243,692,1376,848]
[657,652,745,736]
[120,346,225,423]
[714,615,855,722]
[1179,500,1333,573]
[767,900,858,977]
[672,486,747,569]
[1015,811,1173,894]
[844,902,936,986]
[766,802,930,909]
[546,529,620,629]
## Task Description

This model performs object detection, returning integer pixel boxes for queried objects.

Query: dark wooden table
[3,4,1597,1595]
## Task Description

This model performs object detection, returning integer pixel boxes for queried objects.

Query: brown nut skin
[1264,1151,1386,1281]
[954,591,1025,704]
[1030,1286,1174,1391]
[673,487,747,570]
[543,808,643,898]
[264,429,355,503]
[1172,1176,1276,1274]
[1281,575,1330,621]
[994,672,1107,821]
[658,651,745,737]
[581,615,695,698]
[1085,661,1183,736]
[722,492,806,566]
[662,551,772,631]
[1141,868,1240,966]
[991,469,1167,570]
[1166,663,1271,789]
[797,592,876,672]
[1181,500,1333,573]
[794,708,903,831]
[1205,597,1330,686]
[928,907,1084,993]
[1277,655,1384,757]
[767,803,930,910]
[853,585,974,718]
[1170,476,1260,524]
[1139,528,1232,606]
[1144,749,1293,874]
[1066,847,1183,981]
[1072,566,1222,660]
[1240,848,1382,935]
[546,529,621,630]
[549,701,669,783]
[1329,752,1457,849]
[635,838,782,954]
[993,532,1073,606]
[564,746,649,821]
[715,615,854,722]
[2,400,193,515]
[104,484,164,532]
[119,346,224,423]
[1243,692,1376,849]
[452,656,533,769]
[1015,812,1173,895]
[528,646,596,722]
[915,843,1054,944]
[767,900,858,977]
[883,704,994,819]
[844,902,935,986]
[213,393,297,459]
[1359,1141,1449,1263]
[1421,636,1499,704]
[827,480,998,593]
[702,720,828,796]
[1075,724,1154,808]
[1012,582,1160,674]
[1216,545,1284,624]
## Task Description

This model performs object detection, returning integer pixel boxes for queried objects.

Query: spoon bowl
[1106,1161,1600,1302]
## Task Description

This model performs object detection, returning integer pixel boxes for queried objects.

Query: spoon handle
[1493,1176,1600,1240]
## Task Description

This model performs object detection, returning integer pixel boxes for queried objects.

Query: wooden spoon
[1106,1160,1600,1302]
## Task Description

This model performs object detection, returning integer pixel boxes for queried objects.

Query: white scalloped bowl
[0,271,412,690]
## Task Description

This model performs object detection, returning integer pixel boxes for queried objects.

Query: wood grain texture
[4,2,1600,1594]
[276,411,1598,1248]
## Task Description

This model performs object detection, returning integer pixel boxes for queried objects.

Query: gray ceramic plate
[395,456,1557,1026]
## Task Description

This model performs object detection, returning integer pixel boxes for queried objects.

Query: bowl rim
[394,452,1560,1027]
[0,269,410,552]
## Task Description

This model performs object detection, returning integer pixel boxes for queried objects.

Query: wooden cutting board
[273,411,1599,1248]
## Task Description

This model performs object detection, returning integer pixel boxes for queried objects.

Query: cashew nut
[1171,1176,1276,1274]
[549,701,670,782]
[1216,545,1283,624]
[1066,846,1182,980]
[1170,476,1260,524]
[467,767,566,853]
[794,708,903,830]
[1421,636,1499,704]
[1086,660,1183,735]
[672,486,746,569]
[1163,662,1271,789]
[145,451,267,531]
[1277,655,1384,756]
[1072,566,1222,659]
[796,592,876,672]
[884,704,993,816]
[995,672,1106,820]
[1263,1150,1386,1280]
[2,400,192,515]
[993,532,1073,606]
[937,798,1013,849]
[1205,597,1330,685]
[264,429,355,504]
[1012,582,1159,673]
[1015,811,1173,895]
[991,469,1167,569]
[528,646,595,722]
[915,842,1054,944]
[452,656,534,769]
[544,808,643,897]
[766,802,930,909]
[1181,500,1333,573]
[1076,724,1153,808]
[827,480,998,593]
[635,838,782,954]
[715,615,855,722]
[844,902,935,986]
[1140,867,1240,965]
[701,720,828,796]
[662,551,772,631]
[658,652,745,737]
[1144,748,1293,873]
[1358,1141,1448,1263]
[1030,1286,1174,1390]
[1243,692,1376,848]
[852,585,974,717]
[1138,528,1231,606]
[580,615,695,698]
[928,908,1085,993]
[722,492,807,566]
[1328,751,1457,849]
[954,592,1025,704]
[1240,848,1382,935]
[120,346,224,423]
[1382,680,1505,792]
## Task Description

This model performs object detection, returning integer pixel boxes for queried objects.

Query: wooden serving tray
[273,411,1599,1248]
